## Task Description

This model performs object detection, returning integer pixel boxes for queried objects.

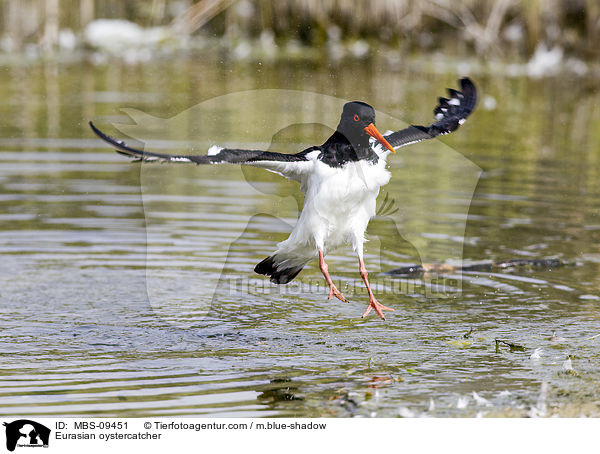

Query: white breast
[288,156,391,254]
[272,145,392,264]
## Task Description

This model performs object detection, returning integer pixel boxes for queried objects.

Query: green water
[0,55,599,417]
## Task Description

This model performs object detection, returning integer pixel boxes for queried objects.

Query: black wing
[384,78,477,149]
[89,121,314,181]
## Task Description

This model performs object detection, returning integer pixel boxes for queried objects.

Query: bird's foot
[362,298,394,320]
[328,284,347,303]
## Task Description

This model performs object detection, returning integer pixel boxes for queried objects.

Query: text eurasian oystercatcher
[90,78,477,319]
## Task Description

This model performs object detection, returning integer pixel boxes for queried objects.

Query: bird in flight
[90,78,477,320]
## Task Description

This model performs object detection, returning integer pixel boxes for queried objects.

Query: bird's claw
[328,285,347,303]
[362,298,394,320]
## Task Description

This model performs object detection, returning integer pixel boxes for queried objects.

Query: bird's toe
[328,285,347,303]
[362,298,394,320]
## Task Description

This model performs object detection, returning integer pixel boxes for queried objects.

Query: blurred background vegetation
[1,0,598,62]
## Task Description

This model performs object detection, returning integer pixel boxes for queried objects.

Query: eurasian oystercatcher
[89,77,477,319]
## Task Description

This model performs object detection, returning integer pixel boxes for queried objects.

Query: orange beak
[364,123,395,154]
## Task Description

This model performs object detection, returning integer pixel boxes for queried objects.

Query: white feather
[207,145,223,156]
[369,136,395,156]
[269,152,391,272]
[248,159,314,183]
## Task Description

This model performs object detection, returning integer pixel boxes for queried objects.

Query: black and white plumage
[385,77,477,149]
[90,78,477,319]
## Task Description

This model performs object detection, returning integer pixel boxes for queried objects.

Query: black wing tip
[459,77,474,88]
[458,77,478,111]
[89,120,144,159]
[432,77,478,129]
[88,120,120,146]
[384,77,478,149]
[88,120,102,137]
[89,120,121,143]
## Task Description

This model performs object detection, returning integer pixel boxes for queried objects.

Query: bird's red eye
[353,114,360,122]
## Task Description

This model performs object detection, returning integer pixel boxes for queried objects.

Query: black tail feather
[254,255,304,284]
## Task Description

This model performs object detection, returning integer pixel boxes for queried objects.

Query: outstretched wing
[385,78,477,149]
[89,121,315,182]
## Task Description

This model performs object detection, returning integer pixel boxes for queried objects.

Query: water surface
[0,57,599,417]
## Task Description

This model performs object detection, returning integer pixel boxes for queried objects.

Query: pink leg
[319,250,346,302]
[359,258,394,320]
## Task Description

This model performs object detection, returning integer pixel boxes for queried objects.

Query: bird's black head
[336,102,395,153]
[337,102,375,140]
